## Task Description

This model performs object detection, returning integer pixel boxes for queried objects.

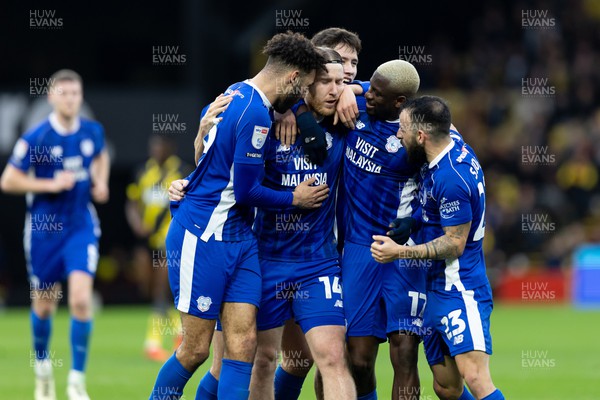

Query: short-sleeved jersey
[352,80,369,111]
[253,118,345,261]
[126,155,189,249]
[342,111,420,245]
[174,80,274,242]
[9,113,105,221]
[414,140,489,292]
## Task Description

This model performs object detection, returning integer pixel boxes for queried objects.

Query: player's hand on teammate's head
[51,170,76,193]
[168,179,188,202]
[386,217,415,245]
[370,235,400,263]
[91,182,109,204]
[274,109,298,147]
[333,86,359,129]
[297,112,328,166]
[292,177,329,209]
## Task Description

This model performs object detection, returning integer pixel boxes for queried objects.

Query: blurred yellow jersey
[127,155,188,249]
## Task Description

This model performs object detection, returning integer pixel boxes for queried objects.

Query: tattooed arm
[370,222,471,264]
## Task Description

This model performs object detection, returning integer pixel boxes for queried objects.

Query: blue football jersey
[253,118,345,261]
[175,80,286,242]
[342,111,420,245]
[414,140,489,292]
[9,113,105,221]
[352,80,369,111]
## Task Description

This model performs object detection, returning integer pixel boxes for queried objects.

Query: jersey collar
[49,112,81,136]
[245,79,272,109]
[428,140,455,169]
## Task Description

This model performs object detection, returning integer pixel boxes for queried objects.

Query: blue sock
[149,353,193,400]
[458,385,476,400]
[482,389,505,400]
[274,366,305,400]
[70,318,92,372]
[31,311,52,360]
[196,371,218,400]
[358,390,377,400]
[218,359,252,400]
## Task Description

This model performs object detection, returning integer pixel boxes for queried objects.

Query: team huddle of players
[154,28,505,400]
[2,26,505,400]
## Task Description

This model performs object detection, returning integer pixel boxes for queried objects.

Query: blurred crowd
[421,0,600,276]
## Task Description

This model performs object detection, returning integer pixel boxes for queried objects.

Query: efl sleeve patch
[252,126,269,149]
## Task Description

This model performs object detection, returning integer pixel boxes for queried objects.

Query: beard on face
[310,100,336,117]
[273,93,301,114]
[406,142,427,165]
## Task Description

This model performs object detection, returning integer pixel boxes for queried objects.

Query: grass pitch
[1,303,598,399]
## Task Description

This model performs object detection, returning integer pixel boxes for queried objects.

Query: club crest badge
[385,136,402,153]
[80,139,94,157]
[197,296,212,312]
[326,132,333,150]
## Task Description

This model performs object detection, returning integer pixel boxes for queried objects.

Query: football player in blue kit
[1,69,110,400]
[272,28,363,400]
[248,48,355,400]
[371,96,505,400]
[147,32,329,400]
[174,48,356,400]
[340,59,424,400]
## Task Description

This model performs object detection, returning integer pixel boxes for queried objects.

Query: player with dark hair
[172,47,356,400]
[371,96,505,400]
[312,27,361,84]
[1,69,110,400]
[147,31,328,400]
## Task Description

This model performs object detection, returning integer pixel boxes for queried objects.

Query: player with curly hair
[147,31,328,400]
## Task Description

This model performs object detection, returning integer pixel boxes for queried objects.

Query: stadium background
[0,0,599,398]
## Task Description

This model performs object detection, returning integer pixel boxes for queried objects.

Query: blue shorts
[26,209,100,288]
[342,241,427,341]
[257,257,345,334]
[423,283,494,366]
[167,219,261,319]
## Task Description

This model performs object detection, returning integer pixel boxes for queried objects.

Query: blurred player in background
[125,134,190,361]
[148,32,329,400]
[371,96,504,400]
[0,69,110,400]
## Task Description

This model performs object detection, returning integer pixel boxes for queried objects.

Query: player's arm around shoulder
[371,220,471,264]
[371,167,472,264]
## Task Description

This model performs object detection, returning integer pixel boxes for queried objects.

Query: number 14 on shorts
[319,276,342,299]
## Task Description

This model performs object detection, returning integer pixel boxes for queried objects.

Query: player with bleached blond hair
[340,59,426,400]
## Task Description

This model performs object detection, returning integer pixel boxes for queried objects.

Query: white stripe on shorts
[461,290,486,351]
[177,229,198,313]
